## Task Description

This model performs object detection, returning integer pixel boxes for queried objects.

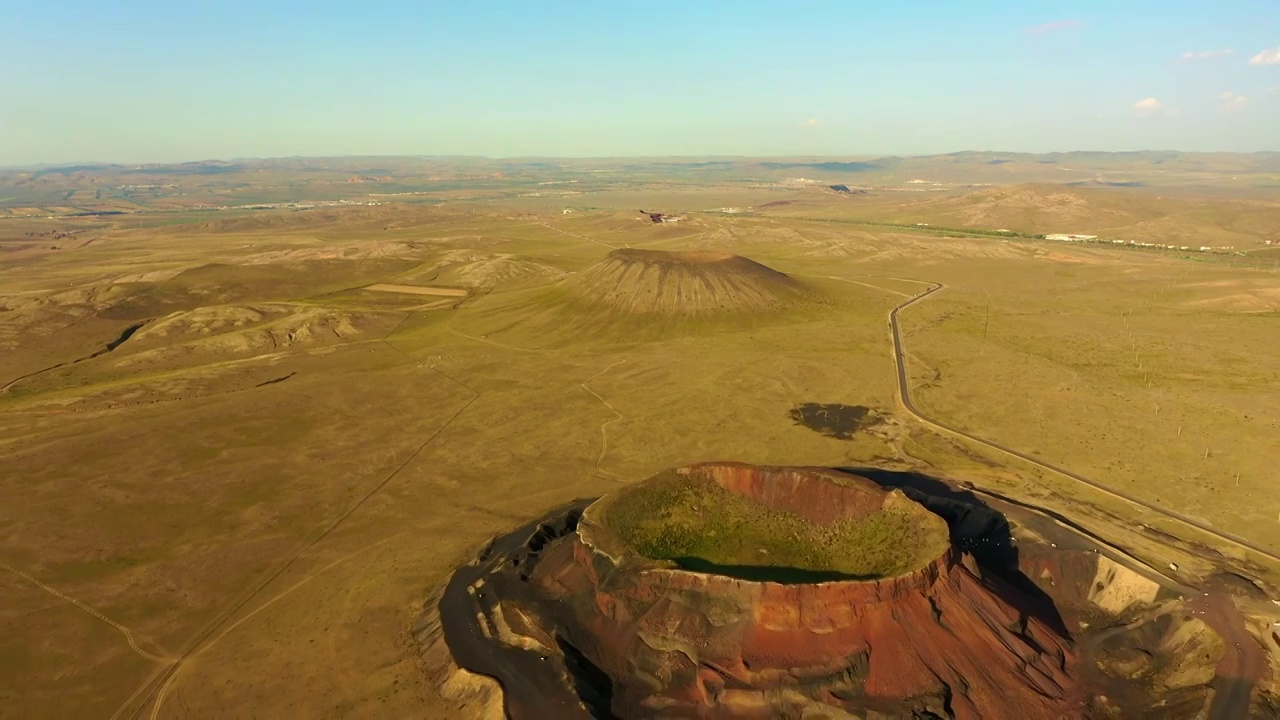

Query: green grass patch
[605,471,946,582]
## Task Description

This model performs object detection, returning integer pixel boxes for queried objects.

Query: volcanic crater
[600,464,949,583]
[428,463,1267,719]
[567,249,806,314]
[446,249,821,347]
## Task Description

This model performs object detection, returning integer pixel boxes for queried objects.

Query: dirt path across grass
[1,560,171,664]
[364,283,468,297]
[117,318,481,720]
[580,359,626,479]
[538,222,618,249]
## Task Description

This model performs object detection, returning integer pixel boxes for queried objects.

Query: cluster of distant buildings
[208,199,384,211]
[1045,233,1237,254]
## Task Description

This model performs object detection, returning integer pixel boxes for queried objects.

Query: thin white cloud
[1220,92,1251,111]
[797,118,819,129]
[1132,97,1165,117]
[1250,48,1280,65]
[1024,20,1082,35]
[1180,49,1233,60]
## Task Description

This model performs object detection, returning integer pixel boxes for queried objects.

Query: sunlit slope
[450,248,831,347]
[571,249,804,313]
[758,184,1280,250]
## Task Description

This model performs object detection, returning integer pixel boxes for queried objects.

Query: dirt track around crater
[884,278,1280,569]
[882,277,1272,718]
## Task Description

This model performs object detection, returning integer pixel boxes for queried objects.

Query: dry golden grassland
[1,186,1277,717]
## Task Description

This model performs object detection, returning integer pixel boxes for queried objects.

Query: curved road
[887,282,1280,567]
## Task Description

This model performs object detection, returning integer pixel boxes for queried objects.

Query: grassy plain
[1,176,1278,717]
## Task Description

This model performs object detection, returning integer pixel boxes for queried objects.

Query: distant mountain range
[3,151,1277,216]
[7,151,1280,177]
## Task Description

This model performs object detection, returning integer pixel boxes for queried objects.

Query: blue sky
[1,0,1277,164]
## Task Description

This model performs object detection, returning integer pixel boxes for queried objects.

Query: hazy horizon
[8,148,1280,172]
[3,0,1279,165]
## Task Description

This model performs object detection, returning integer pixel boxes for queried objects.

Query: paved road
[886,282,1280,567]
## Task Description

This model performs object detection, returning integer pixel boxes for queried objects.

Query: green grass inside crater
[605,470,948,582]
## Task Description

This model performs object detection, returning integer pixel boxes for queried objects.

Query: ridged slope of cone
[567,249,804,314]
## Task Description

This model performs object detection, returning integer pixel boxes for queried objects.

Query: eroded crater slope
[427,463,1267,719]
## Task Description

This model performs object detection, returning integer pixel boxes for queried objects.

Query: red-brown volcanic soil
[427,464,1275,719]
[535,463,1079,718]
